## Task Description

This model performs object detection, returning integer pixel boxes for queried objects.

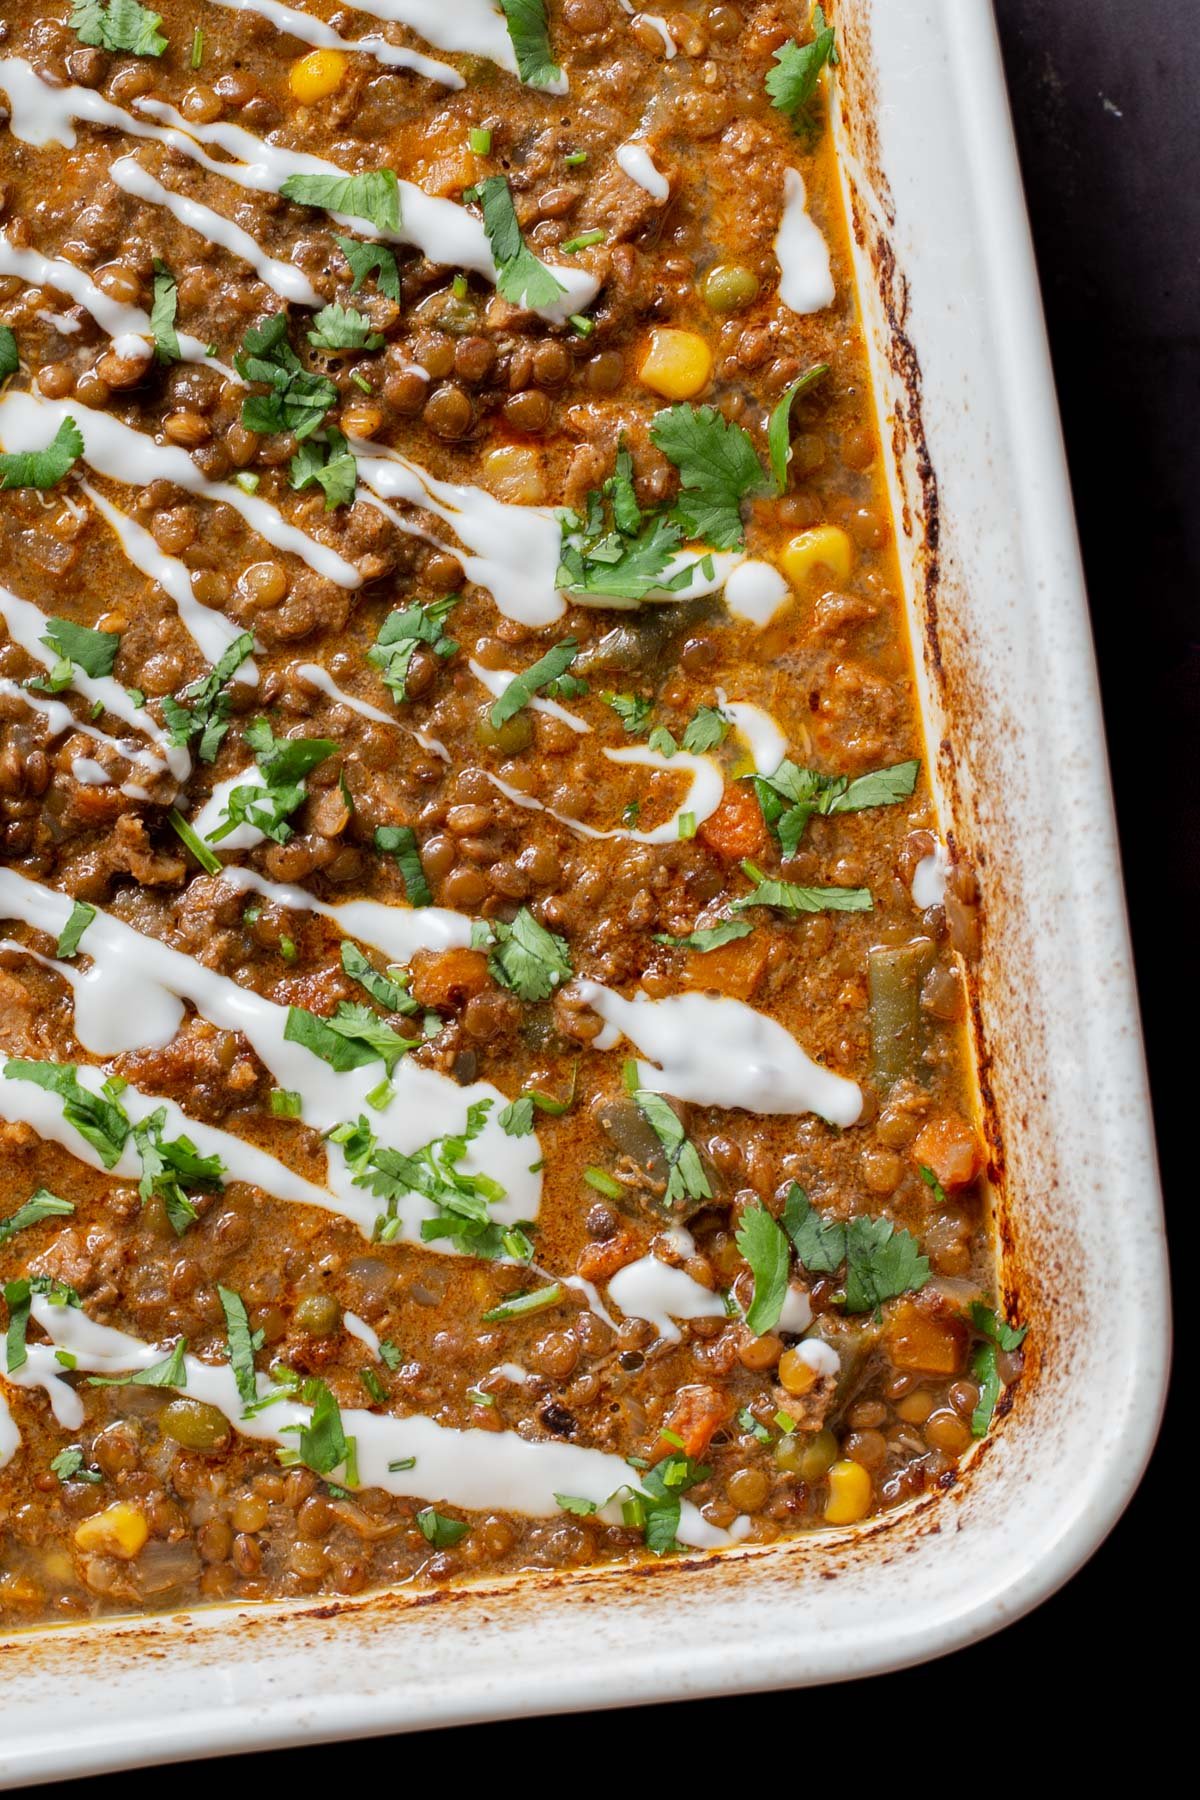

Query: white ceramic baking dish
[0,0,1170,1783]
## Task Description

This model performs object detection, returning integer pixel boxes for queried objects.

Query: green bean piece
[867,939,935,1090]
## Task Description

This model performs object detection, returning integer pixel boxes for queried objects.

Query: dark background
[41,2,1193,1783]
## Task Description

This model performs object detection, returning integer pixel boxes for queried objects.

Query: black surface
[37,3,1192,1784]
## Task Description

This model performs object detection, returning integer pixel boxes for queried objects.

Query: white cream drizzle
[614,141,670,202]
[724,561,790,627]
[82,482,259,677]
[618,4,677,58]
[714,688,786,776]
[606,1255,726,1344]
[189,764,268,853]
[217,865,475,962]
[318,0,565,92]
[912,840,950,910]
[0,390,362,589]
[343,1311,382,1357]
[469,658,591,734]
[0,233,220,371]
[0,1298,741,1546]
[0,678,166,799]
[111,155,323,308]
[293,662,449,760]
[486,742,723,847]
[0,869,541,1246]
[774,167,835,315]
[574,980,863,1126]
[0,582,190,781]
[209,0,464,87]
[0,57,589,323]
[777,1285,814,1335]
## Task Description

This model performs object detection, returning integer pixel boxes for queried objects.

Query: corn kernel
[638,328,713,400]
[823,1457,873,1526]
[780,525,855,587]
[289,50,348,104]
[483,443,547,505]
[73,1501,149,1560]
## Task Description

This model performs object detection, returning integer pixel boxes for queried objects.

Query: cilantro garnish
[374,824,432,907]
[735,1199,791,1334]
[969,1303,1028,1437]
[335,236,401,301]
[132,1106,225,1236]
[289,428,358,509]
[0,1188,74,1246]
[30,616,120,691]
[498,0,562,90]
[235,314,338,440]
[781,1183,929,1315]
[50,1446,103,1485]
[0,416,83,491]
[487,907,572,1002]
[218,1284,263,1407]
[751,758,920,858]
[340,941,417,1015]
[285,1002,414,1075]
[464,175,566,311]
[161,631,255,763]
[279,1377,357,1482]
[333,1103,523,1259]
[765,7,839,134]
[733,859,872,916]
[69,0,167,56]
[3,1060,130,1167]
[207,718,336,845]
[781,1182,845,1274]
[652,917,754,953]
[489,638,581,727]
[88,1337,189,1390]
[55,901,96,960]
[632,1090,712,1209]
[416,1507,469,1548]
[280,170,401,234]
[481,1282,563,1323]
[150,259,180,363]
[601,692,653,734]
[649,404,769,551]
[307,303,383,353]
[0,327,18,378]
[680,705,728,754]
[368,596,459,704]
[768,363,830,491]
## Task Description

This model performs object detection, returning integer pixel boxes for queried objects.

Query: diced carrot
[911,1112,984,1191]
[697,783,768,862]
[885,1299,967,1375]
[408,948,491,1009]
[576,1229,639,1285]
[683,932,771,1000]
[649,1384,735,1463]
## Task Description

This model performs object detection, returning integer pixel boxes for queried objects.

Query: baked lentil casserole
[0,0,1026,1626]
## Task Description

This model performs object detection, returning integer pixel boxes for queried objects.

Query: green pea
[702,263,760,313]
[477,710,534,755]
[160,1398,230,1452]
[293,1293,341,1337]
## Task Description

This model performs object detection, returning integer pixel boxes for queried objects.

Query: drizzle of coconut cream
[0,869,541,1247]
[775,167,835,314]
[486,742,723,848]
[0,233,224,372]
[0,1297,745,1548]
[0,57,589,322]
[615,141,670,202]
[912,840,950,910]
[606,1256,726,1345]
[0,389,362,589]
[574,980,863,1126]
[208,0,464,87]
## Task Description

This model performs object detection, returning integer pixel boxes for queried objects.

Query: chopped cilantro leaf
[150,259,180,363]
[280,169,401,234]
[160,631,255,763]
[498,0,562,91]
[768,363,830,491]
[652,917,754,953]
[88,1337,188,1389]
[0,1188,74,1246]
[735,1199,791,1334]
[335,236,401,301]
[633,1090,712,1209]
[234,313,338,440]
[56,901,95,959]
[734,859,872,915]
[0,415,83,491]
[416,1507,468,1547]
[374,824,432,907]
[307,302,383,353]
[649,404,768,551]
[464,175,566,311]
[70,0,167,57]
[487,907,572,1002]
[681,705,728,754]
[285,1002,414,1075]
[842,1214,930,1316]
[0,326,17,378]
[368,596,458,704]
[765,8,839,132]
[289,428,358,509]
[490,638,579,726]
